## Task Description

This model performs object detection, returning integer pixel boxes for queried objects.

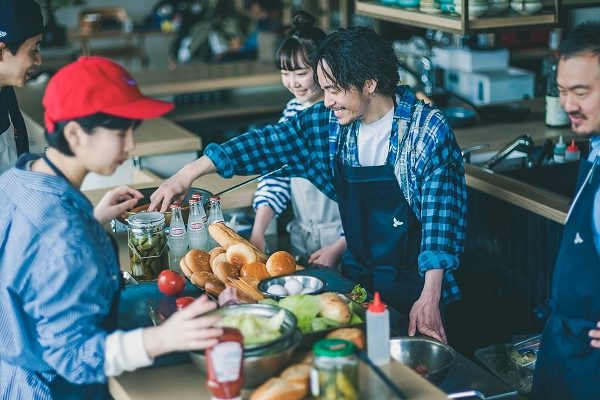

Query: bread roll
[249,377,305,400]
[209,223,267,262]
[240,262,270,280]
[279,364,312,394]
[319,292,351,324]
[180,258,192,277]
[209,247,226,264]
[326,328,365,350]
[190,271,216,288]
[205,279,225,297]
[226,243,258,267]
[266,251,296,277]
[185,249,212,274]
[213,261,241,283]
[211,253,228,271]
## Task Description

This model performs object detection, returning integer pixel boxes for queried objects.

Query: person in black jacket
[0,0,44,173]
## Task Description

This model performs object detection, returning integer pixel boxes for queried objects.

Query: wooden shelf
[356,0,559,33]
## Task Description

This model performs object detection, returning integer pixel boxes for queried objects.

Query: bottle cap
[567,139,579,152]
[210,196,221,202]
[189,198,199,204]
[313,338,355,357]
[191,193,201,200]
[169,203,182,210]
[368,292,387,313]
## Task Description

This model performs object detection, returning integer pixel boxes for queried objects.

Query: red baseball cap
[43,57,174,132]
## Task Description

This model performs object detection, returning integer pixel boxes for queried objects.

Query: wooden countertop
[132,61,281,97]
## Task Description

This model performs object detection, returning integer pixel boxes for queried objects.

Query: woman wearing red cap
[0,57,223,399]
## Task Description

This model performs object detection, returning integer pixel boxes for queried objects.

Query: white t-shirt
[357,107,395,166]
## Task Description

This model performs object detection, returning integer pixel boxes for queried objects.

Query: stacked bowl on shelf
[448,0,489,19]
[419,0,441,13]
[487,0,510,15]
[510,0,543,15]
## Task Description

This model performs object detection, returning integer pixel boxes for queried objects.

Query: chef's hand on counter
[408,269,447,343]
[94,185,144,225]
[149,156,217,212]
[590,321,600,349]
[143,295,223,358]
[308,237,347,268]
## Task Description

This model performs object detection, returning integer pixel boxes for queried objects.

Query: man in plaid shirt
[151,27,467,343]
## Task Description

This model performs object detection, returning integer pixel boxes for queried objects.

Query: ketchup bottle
[205,328,244,400]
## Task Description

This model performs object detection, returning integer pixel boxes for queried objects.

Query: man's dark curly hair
[310,26,399,97]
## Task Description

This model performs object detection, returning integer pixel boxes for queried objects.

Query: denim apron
[333,125,424,316]
[532,158,600,399]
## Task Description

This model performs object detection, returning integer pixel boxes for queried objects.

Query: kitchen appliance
[432,47,509,72]
[444,67,535,106]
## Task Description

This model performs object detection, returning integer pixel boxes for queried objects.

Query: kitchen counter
[109,268,524,400]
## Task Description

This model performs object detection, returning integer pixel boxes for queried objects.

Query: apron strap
[6,87,29,155]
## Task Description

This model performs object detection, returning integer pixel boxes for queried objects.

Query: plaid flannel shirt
[205,86,466,303]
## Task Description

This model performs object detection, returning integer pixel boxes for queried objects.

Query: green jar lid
[313,339,355,357]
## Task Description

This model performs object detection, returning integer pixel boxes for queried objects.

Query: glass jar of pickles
[128,212,168,280]
[311,339,359,400]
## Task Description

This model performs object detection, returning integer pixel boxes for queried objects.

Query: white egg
[267,284,287,296]
[300,287,315,294]
[284,278,303,295]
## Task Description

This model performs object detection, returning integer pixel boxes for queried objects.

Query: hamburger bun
[266,251,296,277]
[211,253,228,272]
[205,279,226,297]
[213,261,241,283]
[326,328,365,350]
[226,242,259,267]
[279,364,312,394]
[184,249,212,274]
[180,257,192,277]
[249,377,305,400]
[190,271,217,288]
[209,247,226,264]
[240,262,270,280]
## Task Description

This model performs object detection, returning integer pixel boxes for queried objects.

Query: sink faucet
[483,134,534,170]
[462,144,490,164]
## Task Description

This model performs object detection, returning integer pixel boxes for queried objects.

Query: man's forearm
[181,156,216,184]
[421,268,443,301]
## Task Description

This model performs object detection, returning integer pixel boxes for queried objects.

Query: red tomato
[157,270,185,296]
[176,296,196,310]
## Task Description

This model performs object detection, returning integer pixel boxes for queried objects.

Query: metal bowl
[258,274,325,300]
[216,304,298,352]
[190,330,301,388]
[390,337,455,385]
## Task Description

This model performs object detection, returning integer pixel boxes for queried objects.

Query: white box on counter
[443,67,535,106]
[432,47,509,72]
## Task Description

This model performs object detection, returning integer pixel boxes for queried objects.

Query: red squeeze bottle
[205,328,244,400]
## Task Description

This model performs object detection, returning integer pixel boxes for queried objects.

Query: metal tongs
[213,164,288,197]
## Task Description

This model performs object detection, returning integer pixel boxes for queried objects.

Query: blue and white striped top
[253,98,308,215]
[0,154,120,399]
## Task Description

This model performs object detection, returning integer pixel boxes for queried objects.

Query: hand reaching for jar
[94,185,144,225]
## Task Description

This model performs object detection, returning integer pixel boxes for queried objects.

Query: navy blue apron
[333,126,423,316]
[37,154,122,399]
[532,158,600,399]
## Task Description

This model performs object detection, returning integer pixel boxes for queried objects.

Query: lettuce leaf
[278,294,321,333]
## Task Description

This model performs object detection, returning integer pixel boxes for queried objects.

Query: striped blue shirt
[253,98,307,215]
[0,154,120,399]
[205,86,467,303]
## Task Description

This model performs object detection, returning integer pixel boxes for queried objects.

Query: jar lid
[128,211,164,226]
[313,338,355,357]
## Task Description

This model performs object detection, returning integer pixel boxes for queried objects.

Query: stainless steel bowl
[389,337,455,385]
[190,330,301,388]
[258,274,325,299]
[216,304,297,352]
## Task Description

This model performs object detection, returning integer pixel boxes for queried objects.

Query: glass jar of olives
[311,339,359,400]
[128,212,168,280]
